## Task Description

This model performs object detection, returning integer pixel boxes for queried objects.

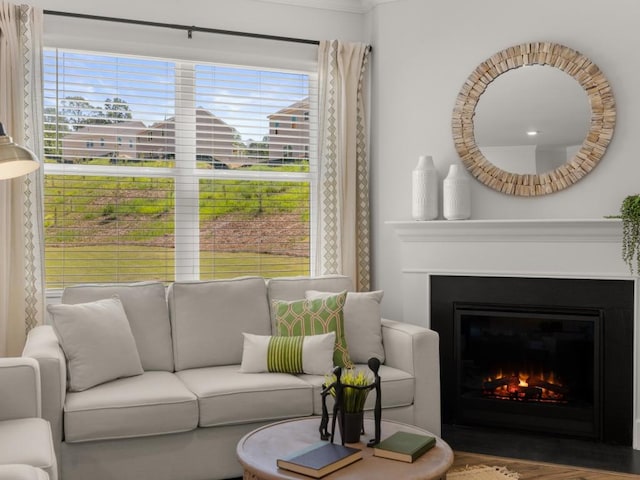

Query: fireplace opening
[455,304,600,439]
[431,275,634,445]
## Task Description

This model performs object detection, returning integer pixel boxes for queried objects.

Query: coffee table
[237,417,453,479]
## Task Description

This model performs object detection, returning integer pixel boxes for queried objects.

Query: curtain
[316,40,371,291]
[0,2,45,356]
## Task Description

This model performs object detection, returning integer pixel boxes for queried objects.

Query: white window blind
[43,48,316,289]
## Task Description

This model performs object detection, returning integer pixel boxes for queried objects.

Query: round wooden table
[236,417,453,480]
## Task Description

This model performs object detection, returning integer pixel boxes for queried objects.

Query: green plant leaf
[621,195,640,275]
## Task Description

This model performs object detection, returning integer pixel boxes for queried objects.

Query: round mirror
[452,42,615,196]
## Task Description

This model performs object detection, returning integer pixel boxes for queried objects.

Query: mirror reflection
[474,65,591,175]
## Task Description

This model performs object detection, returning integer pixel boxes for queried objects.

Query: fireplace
[431,275,634,445]
[455,303,601,439]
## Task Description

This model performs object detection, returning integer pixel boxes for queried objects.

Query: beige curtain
[0,2,45,356]
[316,40,371,291]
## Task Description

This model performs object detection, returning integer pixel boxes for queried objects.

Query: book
[277,441,362,478]
[373,431,436,463]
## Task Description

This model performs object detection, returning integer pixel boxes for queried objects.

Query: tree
[104,97,132,123]
[57,96,133,132]
[43,106,71,161]
[60,96,104,130]
[247,136,269,162]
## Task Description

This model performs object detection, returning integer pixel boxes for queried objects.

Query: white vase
[411,155,438,221]
[443,164,471,220]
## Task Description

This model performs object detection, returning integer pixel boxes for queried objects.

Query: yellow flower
[324,368,373,413]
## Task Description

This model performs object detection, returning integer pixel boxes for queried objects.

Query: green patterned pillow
[240,332,335,374]
[273,291,352,368]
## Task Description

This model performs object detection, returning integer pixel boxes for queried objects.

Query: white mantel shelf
[386,218,622,243]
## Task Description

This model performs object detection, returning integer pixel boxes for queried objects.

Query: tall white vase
[411,155,438,221]
[443,164,471,220]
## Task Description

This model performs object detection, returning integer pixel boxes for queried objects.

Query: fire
[482,368,568,403]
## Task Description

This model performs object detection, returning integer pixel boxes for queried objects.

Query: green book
[373,431,436,463]
[277,441,362,478]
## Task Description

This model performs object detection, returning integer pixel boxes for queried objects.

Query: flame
[483,368,566,403]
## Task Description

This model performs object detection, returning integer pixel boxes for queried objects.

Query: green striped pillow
[267,335,304,373]
[240,331,335,375]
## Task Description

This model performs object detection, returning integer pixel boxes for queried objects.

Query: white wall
[28,0,366,71]
[25,0,640,323]
[29,0,366,43]
[369,0,640,320]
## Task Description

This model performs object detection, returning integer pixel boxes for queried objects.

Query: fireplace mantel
[387,216,639,449]
[387,217,629,280]
[386,218,622,243]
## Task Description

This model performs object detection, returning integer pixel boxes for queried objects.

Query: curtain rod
[43,10,321,46]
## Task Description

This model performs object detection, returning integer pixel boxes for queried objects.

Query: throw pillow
[273,291,352,368]
[240,331,335,375]
[306,290,385,364]
[47,296,144,392]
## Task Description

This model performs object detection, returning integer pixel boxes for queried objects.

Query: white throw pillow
[240,331,335,375]
[48,296,144,392]
[305,290,385,364]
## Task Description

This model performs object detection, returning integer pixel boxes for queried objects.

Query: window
[43,49,315,289]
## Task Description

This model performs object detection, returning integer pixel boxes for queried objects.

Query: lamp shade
[0,122,40,180]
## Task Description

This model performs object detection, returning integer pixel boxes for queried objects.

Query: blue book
[277,441,362,478]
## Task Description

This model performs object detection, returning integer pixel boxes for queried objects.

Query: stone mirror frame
[452,42,616,196]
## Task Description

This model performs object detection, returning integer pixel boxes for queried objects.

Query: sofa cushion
[0,465,49,480]
[0,418,56,479]
[168,277,271,371]
[274,292,352,368]
[47,297,143,392]
[176,365,313,427]
[306,290,385,364]
[298,364,415,416]
[61,281,174,371]
[267,275,353,331]
[240,332,335,375]
[63,371,198,443]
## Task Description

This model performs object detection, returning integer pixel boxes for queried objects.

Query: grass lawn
[45,245,309,288]
[44,162,311,288]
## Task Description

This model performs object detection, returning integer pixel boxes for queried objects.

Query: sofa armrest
[0,357,40,421]
[381,319,441,435]
[22,326,66,445]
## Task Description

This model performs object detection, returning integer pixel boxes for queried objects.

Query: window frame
[43,48,319,296]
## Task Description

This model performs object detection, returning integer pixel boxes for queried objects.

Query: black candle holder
[319,357,382,447]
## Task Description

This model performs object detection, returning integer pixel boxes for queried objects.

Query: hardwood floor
[442,424,640,475]
[452,451,640,479]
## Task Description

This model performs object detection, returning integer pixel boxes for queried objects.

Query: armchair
[0,358,57,480]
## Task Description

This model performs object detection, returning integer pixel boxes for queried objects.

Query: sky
[43,49,310,143]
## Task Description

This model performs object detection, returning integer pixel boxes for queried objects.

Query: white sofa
[0,358,57,480]
[23,275,440,480]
